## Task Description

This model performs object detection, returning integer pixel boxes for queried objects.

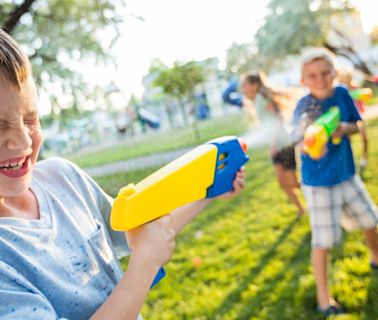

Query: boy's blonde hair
[301,48,335,74]
[0,28,31,88]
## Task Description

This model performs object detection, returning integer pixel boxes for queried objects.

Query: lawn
[94,119,378,320]
[68,112,245,168]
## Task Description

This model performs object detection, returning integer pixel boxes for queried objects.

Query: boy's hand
[332,124,344,140]
[126,215,176,267]
[216,167,246,200]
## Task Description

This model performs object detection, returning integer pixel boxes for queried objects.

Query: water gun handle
[151,267,166,288]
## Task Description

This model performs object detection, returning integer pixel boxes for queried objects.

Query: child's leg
[274,164,305,214]
[274,165,305,215]
[302,184,344,308]
[341,176,378,264]
[363,227,378,264]
[312,248,337,308]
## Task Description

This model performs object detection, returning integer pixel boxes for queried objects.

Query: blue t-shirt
[293,86,361,186]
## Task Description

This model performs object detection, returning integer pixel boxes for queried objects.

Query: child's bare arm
[91,215,175,320]
[332,122,359,140]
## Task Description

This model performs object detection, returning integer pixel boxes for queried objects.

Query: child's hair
[301,48,335,74]
[243,71,293,118]
[0,28,31,88]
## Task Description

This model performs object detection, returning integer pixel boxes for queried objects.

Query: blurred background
[2,1,378,319]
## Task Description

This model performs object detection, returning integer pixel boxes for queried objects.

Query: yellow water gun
[303,107,341,160]
[110,136,249,287]
[111,136,249,231]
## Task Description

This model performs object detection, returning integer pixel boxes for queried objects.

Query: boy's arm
[91,254,159,320]
[333,88,361,138]
[170,169,246,233]
[334,122,359,137]
[92,215,175,320]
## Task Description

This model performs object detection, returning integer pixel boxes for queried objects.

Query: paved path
[85,105,378,177]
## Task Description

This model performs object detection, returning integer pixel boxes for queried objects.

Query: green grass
[68,112,245,168]
[95,119,378,320]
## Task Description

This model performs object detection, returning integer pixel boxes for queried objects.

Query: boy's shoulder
[295,93,316,114]
[33,157,84,185]
[35,157,78,175]
[334,85,348,93]
[333,85,350,99]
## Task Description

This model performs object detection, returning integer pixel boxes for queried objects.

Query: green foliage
[152,60,206,99]
[225,42,277,75]
[96,118,378,319]
[256,0,354,59]
[370,26,378,46]
[0,0,126,112]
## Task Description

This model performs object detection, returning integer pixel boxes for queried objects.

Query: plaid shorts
[302,175,378,248]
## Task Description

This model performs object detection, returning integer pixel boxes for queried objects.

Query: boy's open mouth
[0,156,31,177]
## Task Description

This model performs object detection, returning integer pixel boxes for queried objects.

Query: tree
[371,26,378,46]
[152,60,206,139]
[225,41,278,76]
[0,0,126,113]
[256,0,373,75]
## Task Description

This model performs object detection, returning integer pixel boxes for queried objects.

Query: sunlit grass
[95,119,378,320]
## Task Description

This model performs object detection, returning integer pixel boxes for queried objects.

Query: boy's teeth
[0,159,26,169]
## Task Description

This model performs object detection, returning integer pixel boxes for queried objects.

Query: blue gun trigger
[151,267,166,288]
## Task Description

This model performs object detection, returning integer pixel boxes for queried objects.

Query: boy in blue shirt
[293,49,378,317]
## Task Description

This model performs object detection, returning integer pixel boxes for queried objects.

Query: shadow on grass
[233,231,314,320]
[363,271,378,320]
[209,218,303,318]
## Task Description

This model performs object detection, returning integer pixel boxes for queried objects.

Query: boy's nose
[6,125,33,151]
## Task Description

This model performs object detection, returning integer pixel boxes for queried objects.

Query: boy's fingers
[237,171,246,180]
[237,178,246,189]
[233,180,241,193]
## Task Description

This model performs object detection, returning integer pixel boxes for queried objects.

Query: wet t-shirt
[0,158,140,320]
[293,86,361,186]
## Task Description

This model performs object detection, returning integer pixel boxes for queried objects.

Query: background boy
[292,49,378,317]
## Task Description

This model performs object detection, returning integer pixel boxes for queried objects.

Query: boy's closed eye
[307,70,332,81]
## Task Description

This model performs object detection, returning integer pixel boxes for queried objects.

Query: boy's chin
[0,179,32,198]
[313,88,333,99]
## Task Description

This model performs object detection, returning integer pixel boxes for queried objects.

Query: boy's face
[301,58,336,100]
[0,77,42,197]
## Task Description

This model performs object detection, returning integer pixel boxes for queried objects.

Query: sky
[40,0,376,115]
[93,0,268,97]
[109,0,376,97]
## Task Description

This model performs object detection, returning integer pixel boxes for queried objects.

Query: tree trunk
[189,97,201,141]
[177,98,188,126]
[3,0,37,34]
